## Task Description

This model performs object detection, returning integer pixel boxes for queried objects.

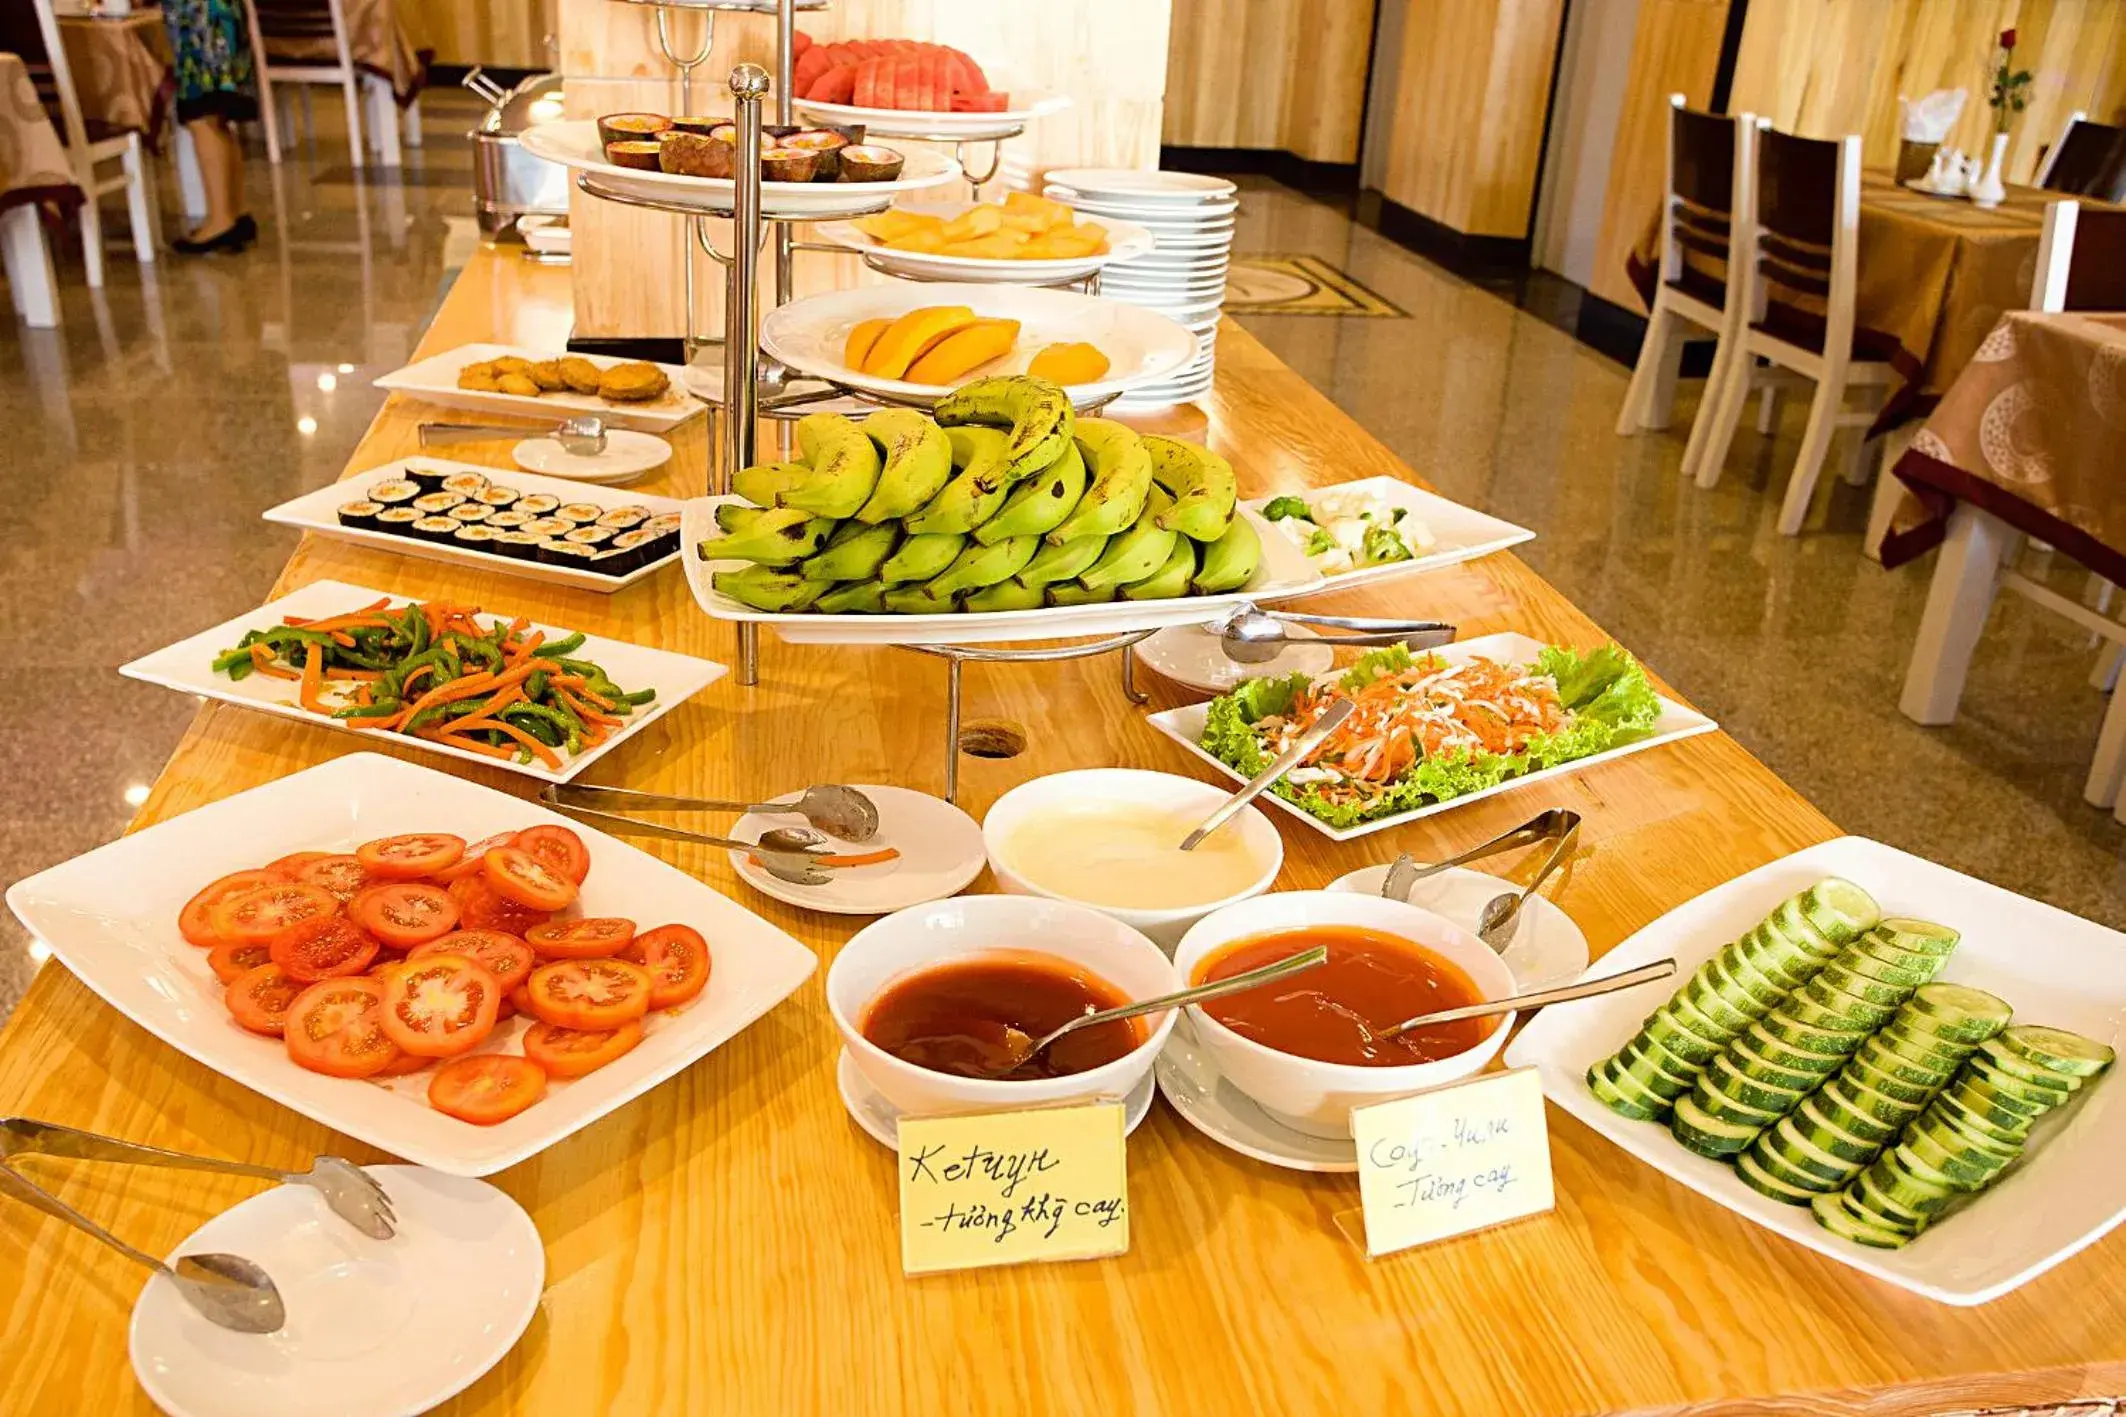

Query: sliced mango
[1027,341,1111,385]
[937,205,1005,243]
[905,318,1021,385]
[842,317,893,371]
[862,305,979,379]
[941,232,1033,260]
[854,210,940,243]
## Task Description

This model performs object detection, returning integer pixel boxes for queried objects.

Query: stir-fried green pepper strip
[500,703,580,753]
[525,669,549,700]
[333,699,401,721]
[532,632,586,660]
[618,687,657,707]
[210,646,258,675]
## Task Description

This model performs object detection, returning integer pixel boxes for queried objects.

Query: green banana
[925,536,1040,597]
[854,408,953,524]
[731,460,812,508]
[1119,536,1197,600]
[697,508,837,565]
[879,531,966,583]
[1145,435,1237,542]
[764,412,881,518]
[932,375,1074,485]
[714,503,765,535]
[1048,420,1152,543]
[973,437,1087,545]
[963,580,1046,612]
[904,427,1015,535]
[815,579,887,614]
[1046,581,1118,607]
[1190,513,1261,593]
[1077,488,1177,591]
[883,583,959,614]
[800,521,900,582]
[1012,534,1108,588]
[710,566,827,612]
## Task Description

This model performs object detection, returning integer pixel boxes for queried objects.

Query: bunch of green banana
[932,375,1075,485]
[1144,435,1237,542]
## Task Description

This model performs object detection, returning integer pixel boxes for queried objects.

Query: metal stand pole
[772,0,796,308]
[725,64,769,686]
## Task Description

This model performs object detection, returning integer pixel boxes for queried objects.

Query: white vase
[1970,132,2010,207]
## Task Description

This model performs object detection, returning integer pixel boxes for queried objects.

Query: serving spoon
[1214,604,1458,664]
[1474,814,1581,953]
[419,414,609,456]
[1180,698,1354,850]
[1379,809,1581,905]
[535,800,843,884]
[967,946,1329,1080]
[1375,959,1678,1040]
[542,781,881,842]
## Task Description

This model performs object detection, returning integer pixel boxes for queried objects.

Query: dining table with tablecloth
[56,8,173,144]
[0,50,82,327]
[257,0,426,105]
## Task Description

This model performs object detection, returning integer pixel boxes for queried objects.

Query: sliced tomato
[263,851,333,882]
[350,883,459,949]
[522,958,651,1031]
[526,916,636,960]
[481,846,577,913]
[208,882,340,947]
[508,982,535,1016]
[448,873,552,936]
[379,953,501,1057]
[411,930,535,989]
[178,870,279,947]
[436,832,518,883]
[356,832,467,881]
[513,825,591,886]
[372,1049,433,1078]
[269,914,381,982]
[293,854,372,901]
[225,962,304,1036]
[206,938,273,984]
[283,977,398,1078]
[522,1019,643,1079]
[617,924,711,1011]
[428,1054,546,1125]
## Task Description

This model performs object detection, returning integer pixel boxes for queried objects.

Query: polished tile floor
[4,118,2125,1021]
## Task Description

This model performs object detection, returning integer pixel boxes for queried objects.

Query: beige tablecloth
[1880,310,2126,581]
[58,10,172,142]
[0,52,83,212]
[260,0,425,104]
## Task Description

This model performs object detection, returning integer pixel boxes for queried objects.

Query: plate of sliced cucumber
[1505,836,2123,1305]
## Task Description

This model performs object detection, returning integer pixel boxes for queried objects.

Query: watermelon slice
[920,52,946,111]
[952,90,1010,113]
[791,29,813,58]
[947,47,992,94]
[793,46,833,93]
[890,56,918,110]
[809,63,857,105]
[852,56,884,109]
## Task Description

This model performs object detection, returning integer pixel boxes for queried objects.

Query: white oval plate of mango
[813,194,1156,284]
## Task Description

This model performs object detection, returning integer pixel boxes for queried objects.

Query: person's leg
[185,116,240,239]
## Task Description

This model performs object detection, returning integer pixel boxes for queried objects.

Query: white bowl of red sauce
[982,768,1285,950]
[1172,891,1515,1138]
[826,894,1181,1117]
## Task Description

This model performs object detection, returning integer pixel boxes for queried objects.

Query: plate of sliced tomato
[6,752,817,1176]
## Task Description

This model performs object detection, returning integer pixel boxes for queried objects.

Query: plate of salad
[1250,476,1534,589]
[1146,632,1717,840]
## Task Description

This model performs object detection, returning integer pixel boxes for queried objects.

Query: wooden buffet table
[2,245,2123,1416]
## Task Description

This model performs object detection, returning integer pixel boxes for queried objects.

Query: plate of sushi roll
[264,458,687,594]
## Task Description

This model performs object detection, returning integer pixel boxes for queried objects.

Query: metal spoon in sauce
[1375,958,1678,1040]
[972,945,1330,1079]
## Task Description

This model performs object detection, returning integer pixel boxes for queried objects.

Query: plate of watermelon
[790,31,1070,138]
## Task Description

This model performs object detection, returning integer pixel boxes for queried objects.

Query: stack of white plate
[1040,169,1237,409]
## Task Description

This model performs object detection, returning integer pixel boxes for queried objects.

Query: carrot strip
[505,630,545,666]
[416,727,517,760]
[399,670,502,721]
[248,643,300,680]
[556,687,621,726]
[445,715,563,769]
[747,847,900,870]
[298,644,326,713]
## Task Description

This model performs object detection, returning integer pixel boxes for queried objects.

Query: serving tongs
[537,783,881,886]
[1213,602,1458,664]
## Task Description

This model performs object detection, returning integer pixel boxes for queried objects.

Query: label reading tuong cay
[1349,1067,1554,1257]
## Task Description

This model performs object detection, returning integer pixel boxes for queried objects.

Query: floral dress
[162,0,258,126]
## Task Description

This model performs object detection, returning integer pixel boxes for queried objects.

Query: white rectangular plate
[1244,476,1536,593]
[119,580,726,784]
[263,456,685,594]
[683,500,1325,646]
[1503,836,2126,1305]
[374,342,703,431]
[1146,631,1717,840]
[6,754,816,1177]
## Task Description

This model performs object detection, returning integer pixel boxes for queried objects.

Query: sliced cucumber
[1902,1128,2005,1188]
[1854,934,1950,976]
[1736,1149,1820,1206]
[1811,1190,1911,1248]
[1884,1140,1961,1192]
[1836,949,1939,990]
[1871,1026,1967,1071]
[1594,1057,1674,1118]
[1943,1080,2038,1131]
[1802,879,1882,944]
[1779,992,1876,1035]
[1847,1055,1938,1105]
[1743,1024,1846,1075]
[1799,977,1899,1031]
[1869,917,1960,957]
[1795,1099,1888,1164]
[1977,1038,2077,1091]
[1915,1107,2019,1163]
[1645,1011,1724,1065]
[1758,1122,1858,1188]
[1714,943,1789,1009]
[1588,1062,1664,1121]
[1685,973,1756,1034]
[1703,953,1778,1021]
[1862,1155,1955,1212]
[1853,1166,1945,1226]
[1933,1093,2030,1147]
[1749,1142,1834,1195]
[1736,924,1815,988]
[1904,983,2013,1044]
[1765,1009,1869,1054]
[1664,993,1742,1049]
[1621,1031,1704,1089]
[1614,1045,1694,1102]
[1968,1056,2071,1108]
[1690,1081,1784,1128]
[1953,1074,2044,1119]
[1826,1074,1925,1129]
[1704,1054,1808,1115]
[1727,1037,1831,1093]
[1843,1184,1926,1238]
[1810,1090,1900,1146]
[1771,897,1842,959]
[2000,1025,2116,1078]
[1670,1092,1759,1156]
[1815,963,1916,1008]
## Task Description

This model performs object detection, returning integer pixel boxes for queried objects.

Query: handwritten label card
[1348,1067,1554,1258]
[898,1101,1130,1276]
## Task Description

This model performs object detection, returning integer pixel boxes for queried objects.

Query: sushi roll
[487,510,532,530]
[405,465,449,493]
[643,513,682,539]
[596,505,651,531]
[452,525,500,550]
[338,499,383,529]
[413,491,466,515]
[441,471,490,499]
[538,540,599,568]
[412,515,460,542]
[603,527,661,574]
[563,526,615,549]
[556,501,606,525]
[589,546,637,576]
[515,493,561,517]
[491,530,545,560]
[448,503,494,524]
[375,507,423,534]
[368,479,420,508]
[520,516,573,538]
[475,484,521,508]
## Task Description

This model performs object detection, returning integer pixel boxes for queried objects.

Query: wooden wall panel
[1374,0,1568,237]
[1161,0,1378,164]
[398,0,557,70]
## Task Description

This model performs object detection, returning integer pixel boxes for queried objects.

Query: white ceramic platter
[6,753,817,1177]
[728,785,985,915]
[1504,836,2126,1305]
[758,281,1201,407]
[684,499,1323,645]
[512,428,673,484]
[1132,621,1333,694]
[519,119,960,217]
[119,579,725,784]
[1147,631,1719,842]
[374,342,702,432]
[1044,169,1236,203]
[130,1167,542,1417]
[792,88,1070,139]
[811,201,1154,284]
[262,457,684,595]
[1243,475,1536,594]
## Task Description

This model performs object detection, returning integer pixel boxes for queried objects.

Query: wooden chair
[250,0,375,170]
[2,0,160,287]
[1689,126,1895,535]
[2037,112,2126,203]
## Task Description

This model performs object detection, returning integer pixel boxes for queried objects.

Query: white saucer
[129,1166,542,1417]
[1154,1013,1356,1172]
[1132,622,1332,694]
[1327,863,1590,991]
[512,429,672,485]
[838,1048,1156,1149]
[729,784,985,915]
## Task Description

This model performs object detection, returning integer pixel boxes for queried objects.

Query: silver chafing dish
[466,68,570,237]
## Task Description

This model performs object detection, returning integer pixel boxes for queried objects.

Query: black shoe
[172,213,257,255]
